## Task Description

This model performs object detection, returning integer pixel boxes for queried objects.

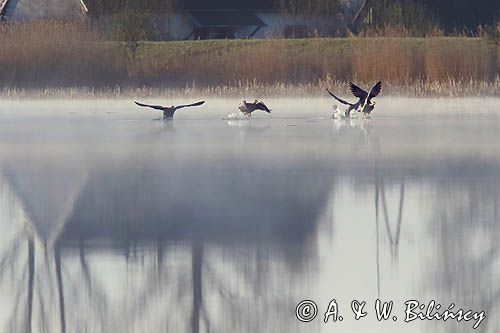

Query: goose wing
[326,88,354,106]
[349,82,368,100]
[368,81,382,100]
[174,101,205,110]
[255,102,271,112]
[135,101,167,111]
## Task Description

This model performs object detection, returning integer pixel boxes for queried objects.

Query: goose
[134,100,205,119]
[239,100,271,118]
[326,88,361,117]
[327,81,382,117]
[350,81,382,116]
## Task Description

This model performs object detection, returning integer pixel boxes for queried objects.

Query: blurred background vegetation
[1,0,500,91]
[275,0,340,16]
[358,0,500,37]
[78,0,500,40]
[81,0,500,31]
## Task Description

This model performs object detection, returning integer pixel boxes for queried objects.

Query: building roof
[82,0,277,15]
[189,11,266,27]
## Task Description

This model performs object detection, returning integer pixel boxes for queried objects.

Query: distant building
[175,0,348,39]
[1,0,369,39]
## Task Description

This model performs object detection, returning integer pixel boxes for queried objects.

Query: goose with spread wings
[326,88,362,117]
[350,81,382,115]
[239,100,271,118]
[327,81,382,117]
[135,100,205,119]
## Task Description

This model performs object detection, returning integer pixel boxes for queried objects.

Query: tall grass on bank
[0,21,121,87]
[4,79,500,99]
[1,21,500,96]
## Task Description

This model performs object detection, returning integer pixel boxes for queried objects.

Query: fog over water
[0,98,499,333]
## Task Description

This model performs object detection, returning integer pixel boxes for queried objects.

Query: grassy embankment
[1,22,500,97]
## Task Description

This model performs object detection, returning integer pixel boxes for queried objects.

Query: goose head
[239,101,246,111]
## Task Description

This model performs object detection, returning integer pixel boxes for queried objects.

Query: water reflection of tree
[365,116,404,297]
[373,175,405,297]
[0,173,108,333]
[375,177,405,261]
[0,164,332,333]
[431,177,500,333]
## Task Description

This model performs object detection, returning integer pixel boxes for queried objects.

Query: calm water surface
[0,98,499,333]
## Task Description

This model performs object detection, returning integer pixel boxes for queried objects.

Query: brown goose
[326,88,360,117]
[135,100,205,119]
[350,81,382,115]
[238,100,271,118]
[327,81,382,116]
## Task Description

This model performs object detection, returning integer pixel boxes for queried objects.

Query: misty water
[0,98,499,333]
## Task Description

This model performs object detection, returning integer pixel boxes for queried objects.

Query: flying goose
[239,100,271,118]
[350,81,382,115]
[134,100,205,119]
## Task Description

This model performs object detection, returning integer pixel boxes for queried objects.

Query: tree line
[83,0,500,36]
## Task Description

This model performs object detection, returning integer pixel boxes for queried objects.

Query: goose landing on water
[327,81,382,117]
[331,105,351,119]
[239,100,271,118]
[134,100,205,119]
[327,88,361,118]
[350,81,382,116]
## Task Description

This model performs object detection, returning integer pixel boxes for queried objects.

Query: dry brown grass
[1,21,500,96]
[423,39,496,82]
[351,39,422,84]
[3,79,500,99]
[0,21,125,87]
[357,25,445,38]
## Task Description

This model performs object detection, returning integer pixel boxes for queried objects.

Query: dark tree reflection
[430,177,500,333]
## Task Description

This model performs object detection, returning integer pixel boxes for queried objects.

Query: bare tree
[275,0,340,16]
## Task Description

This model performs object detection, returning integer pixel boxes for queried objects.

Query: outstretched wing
[349,82,368,100]
[368,81,382,100]
[256,102,271,112]
[175,101,205,110]
[135,101,167,111]
[326,88,354,106]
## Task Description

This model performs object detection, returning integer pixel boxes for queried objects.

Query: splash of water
[222,112,248,120]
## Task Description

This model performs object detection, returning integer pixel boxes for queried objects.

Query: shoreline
[1,81,500,99]
[1,25,500,92]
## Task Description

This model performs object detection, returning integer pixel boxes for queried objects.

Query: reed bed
[1,21,500,96]
[3,79,500,99]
